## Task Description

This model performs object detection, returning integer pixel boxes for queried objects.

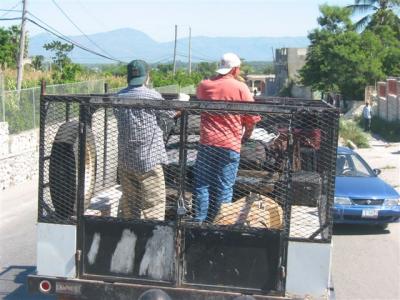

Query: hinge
[76,250,82,262]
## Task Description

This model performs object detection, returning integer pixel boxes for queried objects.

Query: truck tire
[49,121,96,220]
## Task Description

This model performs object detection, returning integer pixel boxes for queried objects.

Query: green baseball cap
[127,60,149,86]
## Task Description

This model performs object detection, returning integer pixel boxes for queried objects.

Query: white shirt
[363,106,371,119]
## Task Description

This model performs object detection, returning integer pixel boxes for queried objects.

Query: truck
[28,82,339,299]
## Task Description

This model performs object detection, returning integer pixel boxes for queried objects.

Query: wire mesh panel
[38,95,338,240]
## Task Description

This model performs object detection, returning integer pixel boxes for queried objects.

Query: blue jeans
[193,145,240,222]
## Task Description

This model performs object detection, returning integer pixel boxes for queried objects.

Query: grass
[359,116,400,143]
[339,118,370,148]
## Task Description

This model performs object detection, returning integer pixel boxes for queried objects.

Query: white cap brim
[216,67,232,75]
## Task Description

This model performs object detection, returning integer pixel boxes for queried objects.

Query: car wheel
[49,121,97,220]
[377,223,388,230]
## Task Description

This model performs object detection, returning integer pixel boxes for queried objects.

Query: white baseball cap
[216,52,241,75]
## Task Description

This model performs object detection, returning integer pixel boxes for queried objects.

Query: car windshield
[336,153,374,177]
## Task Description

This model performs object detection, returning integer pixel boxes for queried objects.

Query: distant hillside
[29,28,309,64]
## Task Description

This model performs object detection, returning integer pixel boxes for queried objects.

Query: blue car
[333,146,400,229]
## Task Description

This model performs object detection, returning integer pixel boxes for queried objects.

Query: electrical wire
[0,17,22,21]
[50,0,117,61]
[0,2,21,18]
[27,18,125,63]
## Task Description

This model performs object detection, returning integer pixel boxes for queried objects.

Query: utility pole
[188,27,192,75]
[172,24,177,75]
[16,0,27,92]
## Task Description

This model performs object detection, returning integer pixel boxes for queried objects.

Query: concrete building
[273,48,313,99]
[246,74,275,96]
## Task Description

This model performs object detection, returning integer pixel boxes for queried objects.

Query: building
[273,48,314,99]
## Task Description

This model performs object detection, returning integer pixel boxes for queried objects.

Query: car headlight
[384,198,400,206]
[334,197,352,205]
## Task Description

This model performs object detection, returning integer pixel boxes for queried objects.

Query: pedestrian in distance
[193,52,261,222]
[362,102,372,132]
[114,60,177,220]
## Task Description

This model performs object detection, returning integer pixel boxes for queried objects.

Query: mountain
[29,28,309,64]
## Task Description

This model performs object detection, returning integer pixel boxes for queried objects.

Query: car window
[336,154,373,177]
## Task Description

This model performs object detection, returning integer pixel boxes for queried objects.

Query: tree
[347,0,400,31]
[0,25,28,68]
[31,55,44,71]
[43,41,74,70]
[300,5,384,99]
[43,41,81,82]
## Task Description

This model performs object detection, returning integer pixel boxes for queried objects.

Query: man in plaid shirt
[114,60,175,220]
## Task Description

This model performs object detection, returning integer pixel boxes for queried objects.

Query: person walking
[193,52,261,222]
[362,102,372,131]
[114,60,176,220]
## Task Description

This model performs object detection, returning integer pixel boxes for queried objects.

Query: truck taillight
[39,280,51,293]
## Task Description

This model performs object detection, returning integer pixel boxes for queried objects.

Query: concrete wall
[274,48,311,98]
[374,78,400,122]
[0,122,39,190]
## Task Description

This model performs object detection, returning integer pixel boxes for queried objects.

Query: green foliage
[150,68,203,88]
[357,116,400,142]
[339,118,370,148]
[31,55,44,71]
[0,25,27,68]
[193,62,218,79]
[43,41,74,68]
[348,0,400,32]
[300,4,400,100]
[43,41,83,83]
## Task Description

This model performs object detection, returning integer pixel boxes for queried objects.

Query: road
[0,139,399,300]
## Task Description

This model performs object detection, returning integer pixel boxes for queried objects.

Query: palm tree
[347,0,400,30]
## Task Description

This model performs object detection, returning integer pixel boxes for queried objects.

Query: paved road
[0,136,399,300]
[0,178,53,300]
[332,137,400,300]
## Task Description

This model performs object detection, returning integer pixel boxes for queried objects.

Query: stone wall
[373,78,400,122]
[0,122,39,190]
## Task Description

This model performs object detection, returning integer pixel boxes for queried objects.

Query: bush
[357,116,400,142]
[339,118,370,148]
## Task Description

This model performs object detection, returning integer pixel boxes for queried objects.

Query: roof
[337,146,354,155]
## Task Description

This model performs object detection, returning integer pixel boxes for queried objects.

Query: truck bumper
[28,275,290,300]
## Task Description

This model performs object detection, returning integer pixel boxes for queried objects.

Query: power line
[176,52,212,62]
[0,17,22,21]
[27,18,125,63]
[50,0,117,61]
[0,2,21,18]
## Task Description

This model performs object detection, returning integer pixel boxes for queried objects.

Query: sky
[0,0,355,42]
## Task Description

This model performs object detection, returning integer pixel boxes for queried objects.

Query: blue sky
[1,0,355,41]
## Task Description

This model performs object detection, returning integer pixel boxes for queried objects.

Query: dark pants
[364,118,371,131]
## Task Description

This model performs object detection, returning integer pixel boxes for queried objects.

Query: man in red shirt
[194,53,261,222]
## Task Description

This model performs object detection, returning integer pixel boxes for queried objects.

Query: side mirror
[373,169,381,176]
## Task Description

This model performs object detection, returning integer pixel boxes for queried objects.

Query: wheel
[377,223,388,230]
[49,121,97,220]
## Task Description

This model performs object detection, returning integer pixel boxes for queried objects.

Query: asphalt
[332,135,400,300]
[0,136,399,299]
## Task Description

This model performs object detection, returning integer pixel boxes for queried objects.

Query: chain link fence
[0,76,198,135]
[0,79,106,134]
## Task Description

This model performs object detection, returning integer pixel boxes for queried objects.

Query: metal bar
[76,101,88,278]
[32,88,36,128]
[37,80,47,222]
[102,83,109,187]
[66,102,71,122]
[280,114,294,293]
[41,94,333,114]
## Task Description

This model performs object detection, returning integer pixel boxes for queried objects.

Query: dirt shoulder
[355,134,400,193]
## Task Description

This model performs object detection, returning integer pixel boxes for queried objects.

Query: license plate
[362,209,379,218]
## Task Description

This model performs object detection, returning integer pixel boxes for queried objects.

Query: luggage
[291,171,322,207]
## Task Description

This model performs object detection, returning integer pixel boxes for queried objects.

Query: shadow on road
[333,224,390,235]
[0,266,55,300]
